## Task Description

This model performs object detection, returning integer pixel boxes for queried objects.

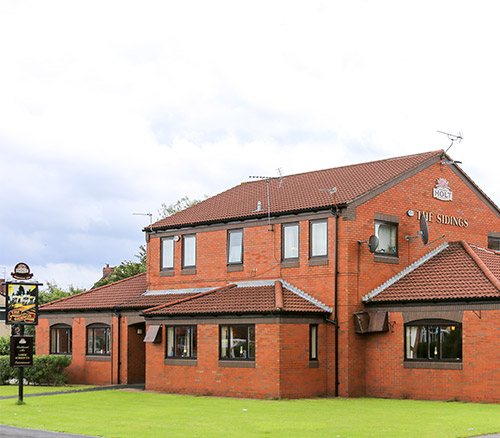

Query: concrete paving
[0,425,99,438]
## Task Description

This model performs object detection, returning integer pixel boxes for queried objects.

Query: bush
[0,355,72,386]
[0,337,9,355]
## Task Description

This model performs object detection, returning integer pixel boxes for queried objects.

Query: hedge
[0,355,72,386]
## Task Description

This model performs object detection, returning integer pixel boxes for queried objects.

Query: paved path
[0,425,99,438]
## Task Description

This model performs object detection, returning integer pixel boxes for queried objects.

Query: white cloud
[2,0,500,288]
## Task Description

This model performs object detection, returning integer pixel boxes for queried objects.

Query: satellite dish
[368,235,379,253]
[420,215,429,245]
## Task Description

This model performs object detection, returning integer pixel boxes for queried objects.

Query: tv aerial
[405,214,429,245]
[437,130,463,155]
[358,235,379,253]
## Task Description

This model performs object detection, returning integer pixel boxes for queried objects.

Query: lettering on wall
[433,178,453,201]
[416,210,469,228]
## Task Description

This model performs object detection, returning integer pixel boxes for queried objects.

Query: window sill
[281,260,299,268]
[227,264,244,272]
[404,361,462,370]
[86,355,111,362]
[309,360,319,368]
[164,358,197,366]
[218,360,255,368]
[160,270,175,277]
[181,268,197,275]
[309,258,328,267]
[374,254,399,264]
[50,352,72,356]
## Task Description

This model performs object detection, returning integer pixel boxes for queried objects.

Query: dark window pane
[441,325,462,360]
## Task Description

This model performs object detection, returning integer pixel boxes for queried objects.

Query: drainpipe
[114,309,121,385]
[332,207,340,397]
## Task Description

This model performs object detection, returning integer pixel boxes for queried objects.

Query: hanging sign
[10,336,34,367]
[11,262,34,280]
[5,282,39,325]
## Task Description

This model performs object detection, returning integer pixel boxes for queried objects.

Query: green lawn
[1,390,500,438]
[0,384,95,397]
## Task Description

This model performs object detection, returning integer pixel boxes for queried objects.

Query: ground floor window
[50,324,72,354]
[220,325,255,360]
[166,326,197,358]
[86,324,111,355]
[310,324,318,360]
[405,321,462,361]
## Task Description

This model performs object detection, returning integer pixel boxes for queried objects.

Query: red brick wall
[364,310,500,403]
[145,322,327,399]
[36,315,143,386]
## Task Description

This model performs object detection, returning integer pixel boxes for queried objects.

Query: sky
[1,1,500,290]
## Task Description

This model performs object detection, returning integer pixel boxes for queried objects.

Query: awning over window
[353,311,389,334]
[144,324,162,343]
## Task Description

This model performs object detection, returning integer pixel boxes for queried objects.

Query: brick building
[36,150,500,401]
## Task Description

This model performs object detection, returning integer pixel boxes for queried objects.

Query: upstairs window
[220,325,255,360]
[374,221,397,255]
[488,236,500,251]
[310,220,328,258]
[50,324,72,355]
[161,237,175,270]
[282,223,299,260]
[86,324,111,356]
[166,326,197,359]
[227,229,243,264]
[405,321,462,361]
[182,234,196,268]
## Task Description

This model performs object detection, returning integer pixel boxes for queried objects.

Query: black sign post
[3,263,41,405]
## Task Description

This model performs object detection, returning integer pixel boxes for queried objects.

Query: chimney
[102,264,114,279]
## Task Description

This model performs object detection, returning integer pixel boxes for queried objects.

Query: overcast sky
[1,1,499,290]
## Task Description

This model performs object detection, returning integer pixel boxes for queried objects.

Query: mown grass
[1,390,500,438]
[0,384,95,397]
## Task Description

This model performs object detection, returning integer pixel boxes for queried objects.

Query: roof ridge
[363,242,450,302]
[246,150,444,182]
[39,272,147,310]
[461,241,500,292]
[142,284,237,314]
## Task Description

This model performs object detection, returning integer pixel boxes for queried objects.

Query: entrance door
[127,322,146,383]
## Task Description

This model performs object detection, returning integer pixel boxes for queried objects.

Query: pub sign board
[5,282,39,325]
[10,336,34,367]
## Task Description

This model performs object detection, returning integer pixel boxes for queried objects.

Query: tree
[38,281,85,305]
[92,196,205,289]
[158,195,207,219]
[92,245,147,289]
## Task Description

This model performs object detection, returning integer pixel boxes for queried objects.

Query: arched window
[50,324,72,355]
[86,323,111,356]
[405,319,462,362]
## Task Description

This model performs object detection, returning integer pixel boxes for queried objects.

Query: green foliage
[92,245,147,289]
[0,337,9,355]
[38,281,85,305]
[0,355,72,386]
[157,195,207,219]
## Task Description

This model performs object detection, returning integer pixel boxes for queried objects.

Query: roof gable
[363,241,500,303]
[152,150,444,230]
